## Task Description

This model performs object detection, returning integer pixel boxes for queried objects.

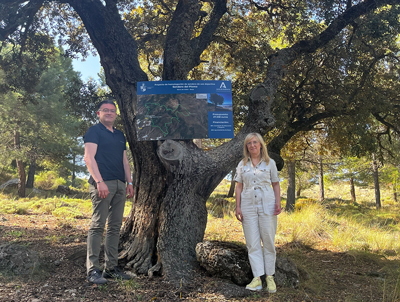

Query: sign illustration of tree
[209,93,224,108]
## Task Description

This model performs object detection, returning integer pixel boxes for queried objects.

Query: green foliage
[0,194,92,218]
[0,44,89,190]
[72,177,89,191]
[52,207,84,219]
[34,171,67,190]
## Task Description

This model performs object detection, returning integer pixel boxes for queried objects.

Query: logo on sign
[140,83,146,92]
[220,82,227,89]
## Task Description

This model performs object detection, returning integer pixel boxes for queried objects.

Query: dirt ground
[0,213,399,302]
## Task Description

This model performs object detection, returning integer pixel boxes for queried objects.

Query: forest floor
[1,213,399,302]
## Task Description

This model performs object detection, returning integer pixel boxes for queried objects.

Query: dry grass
[204,181,400,301]
[205,182,400,258]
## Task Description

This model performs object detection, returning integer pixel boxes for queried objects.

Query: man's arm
[84,142,109,199]
[123,150,134,198]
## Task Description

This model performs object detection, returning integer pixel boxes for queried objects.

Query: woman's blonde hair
[243,133,270,165]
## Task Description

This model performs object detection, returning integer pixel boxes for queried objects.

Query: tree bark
[227,170,235,198]
[350,177,356,203]
[14,129,26,197]
[26,158,36,189]
[286,159,296,212]
[372,155,381,209]
[318,155,324,202]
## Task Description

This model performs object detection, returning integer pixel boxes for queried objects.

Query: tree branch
[162,0,227,79]
[191,0,227,58]
[0,0,45,41]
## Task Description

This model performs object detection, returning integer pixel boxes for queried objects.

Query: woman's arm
[235,182,244,222]
[272,181,282,215]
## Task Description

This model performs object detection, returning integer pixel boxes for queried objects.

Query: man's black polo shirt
[84,123,126,183]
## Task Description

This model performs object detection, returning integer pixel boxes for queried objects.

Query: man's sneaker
[103,266,131,280]
[87,269,108,284]
[245,277,262,291]
[266,275,276,293]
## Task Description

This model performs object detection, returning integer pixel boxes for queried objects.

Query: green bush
[72,177,89,191]
[35,171,67,190]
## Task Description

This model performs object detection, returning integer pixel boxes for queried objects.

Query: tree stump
[196,240,299,288]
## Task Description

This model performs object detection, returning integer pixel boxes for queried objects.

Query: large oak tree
[1,0,399,284]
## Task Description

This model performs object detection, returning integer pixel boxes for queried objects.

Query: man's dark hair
[97,99,116,110]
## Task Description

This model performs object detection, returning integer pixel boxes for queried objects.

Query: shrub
[35,171,67,190]
[72,178,89,191]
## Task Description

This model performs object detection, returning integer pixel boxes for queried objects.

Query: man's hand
[97,182,109,199]
[126,184,134,198]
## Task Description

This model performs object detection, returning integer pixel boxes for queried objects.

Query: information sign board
[136,80,234,140]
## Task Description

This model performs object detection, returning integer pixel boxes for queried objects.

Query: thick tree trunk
[372,155,381,209]
[14,130,26,197]
[318,155,324,202]
[119,139,244,284]
[350,177,356,203]
[227,170,235,198]
[26,158,36,189]
[286,159,296,212]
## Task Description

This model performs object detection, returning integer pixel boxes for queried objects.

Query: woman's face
[246,136,261,157]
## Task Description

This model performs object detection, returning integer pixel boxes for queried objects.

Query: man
[84,99,134,284]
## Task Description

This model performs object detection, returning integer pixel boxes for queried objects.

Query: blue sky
[72,54,101,81]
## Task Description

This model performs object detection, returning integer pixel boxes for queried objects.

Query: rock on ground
[0,179,19,190]
[196,240,299,287]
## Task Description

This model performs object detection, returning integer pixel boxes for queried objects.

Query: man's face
[97,103,117,125]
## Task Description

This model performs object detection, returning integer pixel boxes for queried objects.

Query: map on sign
[136,93,209,140]
[136,80,234,141]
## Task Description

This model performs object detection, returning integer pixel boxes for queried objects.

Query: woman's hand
[274,202,282,215]
[235,206,243,222]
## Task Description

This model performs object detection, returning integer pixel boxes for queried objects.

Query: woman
[234,133,282,292]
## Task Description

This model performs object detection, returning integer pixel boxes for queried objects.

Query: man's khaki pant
[87,179,126,274]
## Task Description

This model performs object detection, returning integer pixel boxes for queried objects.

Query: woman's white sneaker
[245,277,262,291]
[266,275,276,293]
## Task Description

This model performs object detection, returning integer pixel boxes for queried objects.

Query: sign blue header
[138,80,232,95]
